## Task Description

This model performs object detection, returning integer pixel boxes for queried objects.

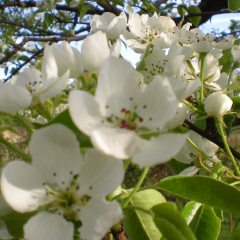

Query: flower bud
[204,92,233,116]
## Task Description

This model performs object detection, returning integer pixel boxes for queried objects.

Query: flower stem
[215,116,240,176]
[183,100,205,115]
[0,135,32,162]
[124,158,131,171]
[15,113,33,136]
[122,167,149,208]
[199,53,207,105]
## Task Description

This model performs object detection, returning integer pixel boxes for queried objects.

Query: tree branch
[184,119,240,160]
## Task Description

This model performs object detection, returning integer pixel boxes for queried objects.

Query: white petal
[24,212,73,240]
[96,57,141,117]
[107,12,127,39]
[168,76,201,101]
[179,166,199,176]
[90,127,141,159]
[51,42,82,78]
[79,198,123,240]
[204,92,232,116]
[69,90,105,135]
[128,13,147,38]
[40,69,69,102]
[164,103,188,129]
[1,161,45,213]
[79,149,124,196]
[14,68,42,90]
[41,45,58,81]
[190,41,212,52]
[133,133,188,168]
[29,124,82,186]
[81,32,110,72]
[136,77,178,131]
[174,131,218,164]
[110,39,121,58]
[0,83,32,112]
[231,45,240,62]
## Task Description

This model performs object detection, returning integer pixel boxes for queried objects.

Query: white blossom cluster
[0,11,238,240]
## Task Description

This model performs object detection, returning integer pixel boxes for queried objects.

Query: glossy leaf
[154,176,240,215]
[123,189,165,240]
[0,211,36,238]
[182,202,221,240]
[152,202,197,240]
[228,0,240,12]
[188,5,201,27]
[43,12,54,29]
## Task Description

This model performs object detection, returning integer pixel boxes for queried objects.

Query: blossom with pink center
[69,57,188,167]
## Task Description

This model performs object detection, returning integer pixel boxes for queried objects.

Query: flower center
[117,108,143,130]
[26,80,43,94]
[43,174,89,220]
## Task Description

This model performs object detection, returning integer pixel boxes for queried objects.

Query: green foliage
[152,202,197,240]
[154,176,240,215]
[123,189,165,240]
[43,12,54,29]
[0,211,36,238]
[187,5,201,27]
[228,0,240,12]
[182,202,221,240]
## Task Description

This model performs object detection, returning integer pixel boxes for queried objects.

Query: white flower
[204,92,233,116]
[213,36,235,50]
[69,57,188,167]
[231,45,240,62]
[177,28,215,52]
[91,12,127,40]
[0,45,69,113]
[163,103,188,130]
[1,124,124,240]
[123,12,176,53]
[51,32,121,78]
[191,53,221,85]
[141,42,193,82]
[174,131,219,164]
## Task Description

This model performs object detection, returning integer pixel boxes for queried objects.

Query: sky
[1,9,240,79]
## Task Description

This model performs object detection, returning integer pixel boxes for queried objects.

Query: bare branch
[184,119,240,160]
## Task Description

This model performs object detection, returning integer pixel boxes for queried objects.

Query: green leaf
[17,55,29,62]
[182,202,221,240]
[231,96,240,110]
[79,5,91,19]
[154,176,240,215]
[167,159,190,175]
[181,201,202,224]
[43,12,54,29]
[123,189,165,240]
[177,4,186,17]
[219,49,233,74]
[194,117,206,130]
[187,5,201,27]
[0,211,36,238]
[228,0,240,12]
[223,114,235,136]
[229,230,240,240]
[152,202,197,240]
